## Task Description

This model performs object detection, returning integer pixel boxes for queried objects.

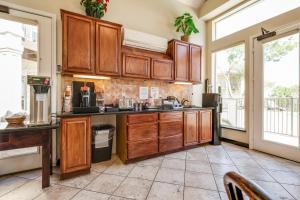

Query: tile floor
[1,142,300,200]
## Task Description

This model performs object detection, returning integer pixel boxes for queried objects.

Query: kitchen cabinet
[60,116,91,178]
[95,21,122,76]
[199,110,213,143]
[159,112,183,152]
[184,111,199,146]
[167,40,202,83]
[151,58,174,81]
[62,10,95,74]
[61,10,122,76]
[122,53,151,79]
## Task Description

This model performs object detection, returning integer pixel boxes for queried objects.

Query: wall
[206,7,300,145]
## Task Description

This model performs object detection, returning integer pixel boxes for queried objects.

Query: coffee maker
[72,81,99,114]
[27,76,51,125]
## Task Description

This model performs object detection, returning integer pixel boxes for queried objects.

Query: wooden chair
[223,172,273,200]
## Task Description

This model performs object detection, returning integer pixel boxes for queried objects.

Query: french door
[253,26,300,162]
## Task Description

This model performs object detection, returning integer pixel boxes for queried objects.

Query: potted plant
[175,13,199,42]
[80,0,109,19]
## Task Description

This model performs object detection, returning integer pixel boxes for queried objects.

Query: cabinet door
[127,139,158,159]
[122,53,151,79]
[174,41,189,81]
[199,110,213,143]
[151,58,174,81]
[184,111,199,146]
[62,12,95,74]
[189,44,202,83]
[61,117,91,174]
[95,22,121,76]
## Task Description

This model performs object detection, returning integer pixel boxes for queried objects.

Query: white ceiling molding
[177,0,206,10]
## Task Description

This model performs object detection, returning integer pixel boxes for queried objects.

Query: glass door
[253,28,300,162]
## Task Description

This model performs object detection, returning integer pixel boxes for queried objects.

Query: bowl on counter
[5,116,26,125]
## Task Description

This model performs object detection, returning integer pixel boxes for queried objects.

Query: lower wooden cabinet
[199,110,213,143]
[159,134,183,153]
[128,139,158,159]
[60,116,91,178]
[184,111,199,146]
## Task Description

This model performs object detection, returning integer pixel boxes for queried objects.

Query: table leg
[50,130,53,175]
[42,132,50,188]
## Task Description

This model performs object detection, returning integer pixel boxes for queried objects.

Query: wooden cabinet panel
[174,42,189,81]
[127,139,158,159]
[189,44,202,83]
[199,110,213,143]
[95,22,121,76]
[127,113,158,124]
[122,53,151,79]
[159,112,183,122]
[159,134,183,153]
[61,117,91,174]
[159,122,183,137]
[62,12,95,74]
[128,123,158,141]
[184,111,199,146]
[151,58,174,81]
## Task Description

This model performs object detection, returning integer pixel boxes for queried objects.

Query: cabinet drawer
[127,113,158,124]
[159,112,183,122]
[159,121,183,137]
[159,134,183,153]
[0,133,10,148]
[127,139,158,159]
[127,123,158,141]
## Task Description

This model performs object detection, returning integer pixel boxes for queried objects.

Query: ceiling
[177,0,206,10]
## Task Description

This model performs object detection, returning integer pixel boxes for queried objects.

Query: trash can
[92,124,115,163]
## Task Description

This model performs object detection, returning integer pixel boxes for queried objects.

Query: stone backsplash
[62,76,193,105]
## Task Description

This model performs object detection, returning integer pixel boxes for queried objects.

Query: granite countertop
[57,106,214,118]
[0,122,59,134]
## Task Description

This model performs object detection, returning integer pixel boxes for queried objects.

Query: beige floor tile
[254,180,294,200]
[214,175,226,192]
[155,168,184,185]
[210,164,239,176]
[109,196,131,200]
[208,154,233,165]
[104,160,135,176]
[137,157,163,167]
[0,176,28,196]
[219,192,229,200]
[164,151,186,160]
[187,147,207,154]
[186,151,209,162]
[128,165,159,180]
[92,159,115,173]
[34,184,80,200]
[0,180,43,200]
[184,187,220,200]
[237,166,275,182]
[113,177,152,200]
[186,160,212,173]
[161,158,185,170]
[72,190,110,200]
[15,169,42,180]
[185,171,217,190]
[231,157,260,167]
[282,184,300,200]
[147,182,184,200]
[56,171,99,189]
[85,174,125,194]
[268,170,300,185]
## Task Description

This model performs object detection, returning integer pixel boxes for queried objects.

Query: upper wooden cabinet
[122,53,151,79]
[184,111,199,146]
[60,116,91,178]
[95,21,121,76]
[151,58,174,81]
[199,110,213,144]
[167,40,202,83]
[62,11,95,74]
[61,10,122,76]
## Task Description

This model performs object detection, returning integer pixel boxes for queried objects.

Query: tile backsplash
[62,76,193,105]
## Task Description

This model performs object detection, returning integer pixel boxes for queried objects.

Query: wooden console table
[0,123,59,188]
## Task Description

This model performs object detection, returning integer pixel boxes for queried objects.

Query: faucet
[181,98,190,106]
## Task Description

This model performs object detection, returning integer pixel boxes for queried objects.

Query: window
[213,0,300,40]
[213,44,245,129]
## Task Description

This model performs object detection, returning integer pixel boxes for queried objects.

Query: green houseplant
[80,0,109,19]
[175,13,199,42]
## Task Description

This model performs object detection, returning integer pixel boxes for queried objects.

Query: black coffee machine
[72,81,99,114]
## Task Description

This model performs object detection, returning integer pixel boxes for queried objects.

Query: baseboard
[221,137,249,148]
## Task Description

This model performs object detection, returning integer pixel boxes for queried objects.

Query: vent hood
[123,28,168,53]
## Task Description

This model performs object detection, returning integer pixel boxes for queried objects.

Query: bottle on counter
[63,86,72,112]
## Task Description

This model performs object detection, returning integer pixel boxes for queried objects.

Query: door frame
[0,0,57,170]
[249,22,300,161]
